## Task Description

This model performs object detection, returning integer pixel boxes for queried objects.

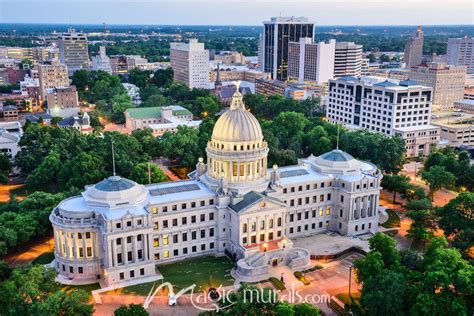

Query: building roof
[320,149,355,162]
[126,106,192,119]
[25,112,53,123]
[374,80,398,87]
[399,80,419,86]
[95,176,136,192]
[229,191,285,213]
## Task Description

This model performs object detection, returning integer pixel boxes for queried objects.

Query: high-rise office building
[447,37,474,74]
[408,62,467,111]
[38,59,70,101]
[326,76,439,157]
[170,39,210,89]
[333,42,363,78]
[404,26,424,68]
[288,38,335,84]
[58,28,89,74]
[91,46,112,74]
[260,17,314,81]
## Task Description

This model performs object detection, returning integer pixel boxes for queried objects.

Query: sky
[0,0,473,25]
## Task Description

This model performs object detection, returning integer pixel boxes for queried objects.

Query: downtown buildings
[447,37,474,74]
[58,28,90,74]
[326,76,440,157]
[407,62,467,111]
[287,38,336,84]
[38,59,70,101]
[170,39,210,89]
[334,42,363,78]
[404,26,424,68]
[259,17,315,81]
[50,89,381,287]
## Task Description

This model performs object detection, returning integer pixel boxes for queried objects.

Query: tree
[293,303,321,316]
[0,153,11,184]
[421,166,456,200]
[0,265,93,315]
[59,152,107,190]
[407,209,437,248]
[128,68,152,89]
[275,301,295,316]
[25,151,62,191]
[130,163,168,185]
[159,125,202,167]
[436,192,474,255]
[114,304,148,316]
[381,174,411,204]
[141,94,170,108]
[367,233,400,269]
[360,269,407,315]
[405,198,432,211]
[151,68,173,88]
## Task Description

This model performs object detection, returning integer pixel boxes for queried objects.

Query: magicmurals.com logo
[143,282,330,312]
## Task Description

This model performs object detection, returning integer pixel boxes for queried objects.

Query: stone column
[82,234,86,259]
[122,237,127,264]
[112,239,117,267]
[132,235,138,262]
[72,233,77,259]
[107,239,113,268]
[143,234,148,261]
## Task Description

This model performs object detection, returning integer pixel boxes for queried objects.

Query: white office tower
[404,26,424,68]
[58,28,89,74]
[326,76,440,157]
[170,39,210,89]
[91,46,112,74]
[288,38,335,84]
[261,17,315,81]
[334,42,363,78]
[447,37,474,74]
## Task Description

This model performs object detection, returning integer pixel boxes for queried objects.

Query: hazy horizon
[1,0,472,26]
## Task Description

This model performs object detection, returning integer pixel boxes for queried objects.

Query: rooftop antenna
[111,139,116,176]
[336,124,340,150]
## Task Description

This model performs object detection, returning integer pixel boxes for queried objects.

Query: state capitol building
[50,89,382,287]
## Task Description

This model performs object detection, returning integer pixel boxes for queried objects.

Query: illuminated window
[163,235,169,245]
[319,208,323,216]
[154,238,159,247]
[164,251,169,258]
[326,207,331,215]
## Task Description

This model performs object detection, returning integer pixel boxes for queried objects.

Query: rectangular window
[127,236,132,243]
[154,238,159,247]
[128,251,132,261]
[200,214,205,222]
[172,205,177,211]
[120,272,124,280]
[174,249,179,256]
[140,268,145,276]
[182,232,188,242]
[163,235,169,245]
[183,247,188,254]
[192,231,197,240]
[164,251,169,258]
[138,249,143,260]
[209,212,214,221]
[173,234,178,243]
[78,267,83,274]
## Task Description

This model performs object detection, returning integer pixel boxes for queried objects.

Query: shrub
[269,277,286,291]
[294,271,310,285]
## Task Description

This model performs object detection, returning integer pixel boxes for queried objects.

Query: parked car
[168,293,177,306]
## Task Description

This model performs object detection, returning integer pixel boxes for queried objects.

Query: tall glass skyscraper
[260,17,314,81]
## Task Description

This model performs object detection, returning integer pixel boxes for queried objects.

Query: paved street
[402,162,458,206]
[4,236,54,267]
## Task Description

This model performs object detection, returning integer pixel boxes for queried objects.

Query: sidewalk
[4,236,54,267]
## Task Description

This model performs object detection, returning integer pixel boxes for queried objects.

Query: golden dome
[211,88,263,143]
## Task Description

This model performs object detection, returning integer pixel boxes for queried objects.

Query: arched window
[269,219,274,228]
[251,222,256,232]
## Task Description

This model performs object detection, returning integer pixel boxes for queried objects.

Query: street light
[263,243,268,253]
[348,263,355,298]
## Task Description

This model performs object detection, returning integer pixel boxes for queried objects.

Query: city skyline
[1,0,473,26]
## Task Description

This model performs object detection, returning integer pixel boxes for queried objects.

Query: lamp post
[348,263,354,298]
[263,243,268,253]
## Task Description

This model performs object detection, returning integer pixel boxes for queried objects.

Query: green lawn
[381,209,401,228]
[115,256,235,296]
[32,251,54,265]
[61,283,101,299]
[158,255,235,293]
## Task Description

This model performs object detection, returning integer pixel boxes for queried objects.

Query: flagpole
[148,160,151,184]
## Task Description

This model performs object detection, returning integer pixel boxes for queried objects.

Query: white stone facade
[50,90,382,287]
